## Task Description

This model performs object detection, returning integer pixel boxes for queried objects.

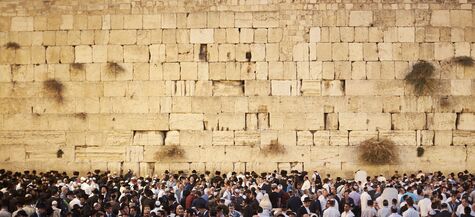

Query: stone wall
[0,0,474,177]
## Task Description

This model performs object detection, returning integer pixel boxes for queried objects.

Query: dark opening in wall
[199,44,208,61]
[245,51,252,61]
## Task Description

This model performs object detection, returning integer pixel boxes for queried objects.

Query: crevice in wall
[199,44,208,61]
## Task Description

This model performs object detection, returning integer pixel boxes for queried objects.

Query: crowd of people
[0,169,474,217]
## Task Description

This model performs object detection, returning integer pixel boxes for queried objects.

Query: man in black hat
[297,197,312,217]
[31,202,47,217]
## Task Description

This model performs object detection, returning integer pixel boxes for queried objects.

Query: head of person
[383,200,388,207]
[303,197,312,207]
[368,200,374,207]
[344,203,353,212]
[327,199,335,207]
[406,197,414,207]
[391,206,398,213]
[175,205,185,216]
[36,203,47,215]
[441,203,448,210]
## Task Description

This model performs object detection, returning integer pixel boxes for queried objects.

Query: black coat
[287,196,303,213]
[297,206,310,217]
[434,210,452,217]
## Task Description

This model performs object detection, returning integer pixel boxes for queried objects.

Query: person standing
[361,200,377,217]
[402,198,419,217]
[323,199,340,217]
[341,203,355,217]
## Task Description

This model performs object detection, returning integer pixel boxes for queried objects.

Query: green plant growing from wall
[405,60,435,95]
[4,42,20,50]
[43,79,64,104]
[358,138,399,165]
[260,140,286,156]
[451,56,474,67]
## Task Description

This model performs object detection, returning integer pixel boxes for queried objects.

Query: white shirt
[388,213,402,217]
[342,210,355,217]
[362,207,377,217]
[418,198,432,217]
[455,204,467,217]
[378,206,391,217]
[361,192,371,211]
[402,207,419,217]
[323,206,341,217]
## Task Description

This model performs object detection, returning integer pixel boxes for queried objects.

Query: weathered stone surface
[169,114,203,130]
[0,1,473,175]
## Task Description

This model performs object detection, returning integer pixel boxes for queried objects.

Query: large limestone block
[367,113,391,130]
[109,114,169,131]
[301,80,321,96]
[314,131,330,146]
[427,113,456,130]
[11,17,33,31]
[170,114,203,130]
[218,113,245,130]
[431,10,450,27]
[271,80,292,96]
[379,131,417,146]
[434,130,452,146]
[109,30,136,45]
[322,81,344,96]
[213,81,244,96]
[349,11,373,26]
[0,144,25,162]
[434,43,454,60]
[450,10,472,27]
[75,146,125,162]
[339,113,367,130]
[132,131,165,146]
[392,113,426,130]
[124,45,149,62]
[457,113,475,130]
[212,131,234,146]
[190,29,214,43]
[234,131,260,146]
[245,80,270,96]
[0,131,65,146]
[453,131,475,146]
[297,131,313,146]
[164,131,180,145]
[75,45,92,63]
[253,12,279,28]
[270,113,324,130]
[310,27,321,42]
[330,130,349,146]
[349,131,378,146]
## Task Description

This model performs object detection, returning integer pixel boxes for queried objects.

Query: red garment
[185,194,196,209]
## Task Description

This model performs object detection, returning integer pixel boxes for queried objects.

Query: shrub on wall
[157,145,185,161]
[106,62,125,75]
[5,42,20,50]
[70,63,85,71]
[405,60,435,95]
[451,56,474,67]
[43,79,64,104]
[260,140,286,156]
[417,146,425,157]
[358,138,399,165]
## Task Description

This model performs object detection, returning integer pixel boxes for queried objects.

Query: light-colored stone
[190,29,214,43]
[170,114,204,130]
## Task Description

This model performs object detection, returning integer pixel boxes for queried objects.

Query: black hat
[303,197,312,203]
[36,202,47,209]
[15,210,28,217]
